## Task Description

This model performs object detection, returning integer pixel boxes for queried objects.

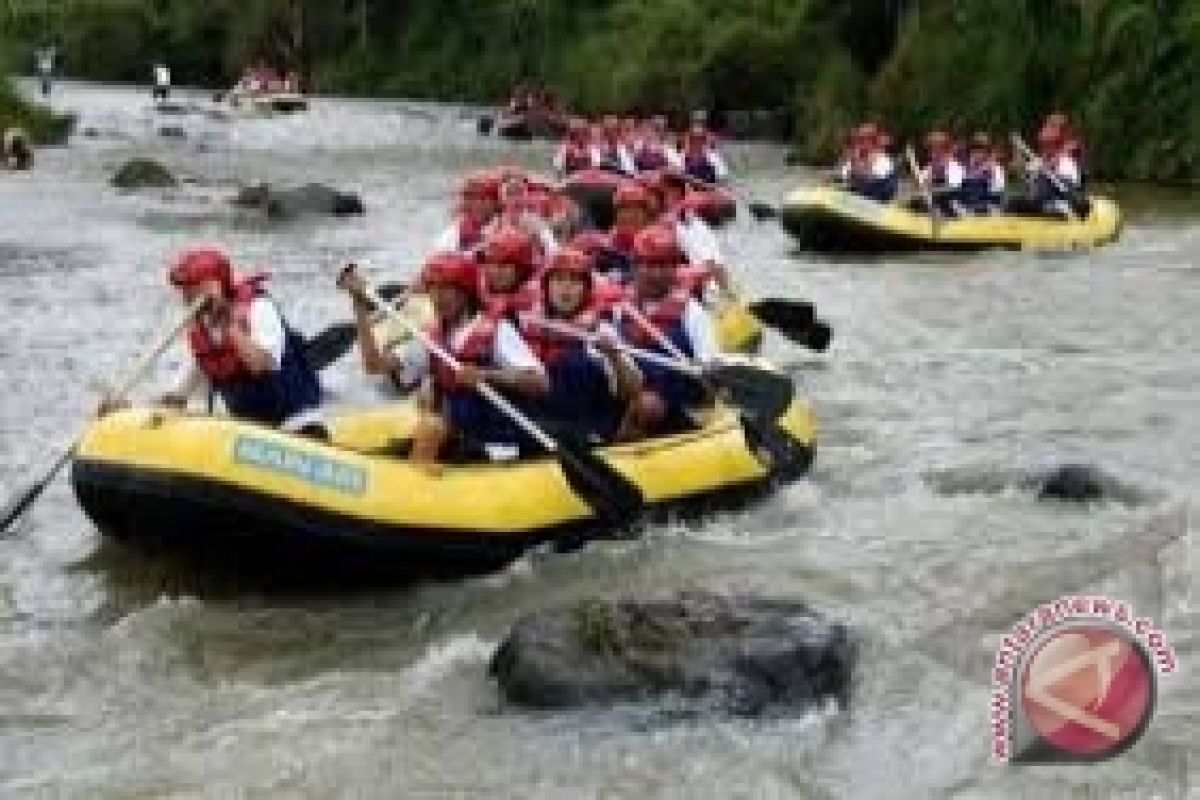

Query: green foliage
[0,80,73,144]
[0,0,1195,181]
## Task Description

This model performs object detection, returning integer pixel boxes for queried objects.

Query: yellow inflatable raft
[72,387,815,581]
[779,185,1121,252]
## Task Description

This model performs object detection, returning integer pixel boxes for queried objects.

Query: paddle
[1010,134,1083,221]
[302,281,414,370]
[744,298,832,352]
[0,295,208,536]
[351,275,644,527]
[615,302,804,473]
[905,145,943,238]
[529,317,795,421]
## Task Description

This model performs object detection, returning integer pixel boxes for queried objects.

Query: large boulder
[111,158,177,189]
[490,592,854,716]
[232,182,364,219]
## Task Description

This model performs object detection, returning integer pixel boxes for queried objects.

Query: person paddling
[918,130,965,218]
[520,248,642,444]
[435,171,502,253]
[155,247,327,438]
[959,133,1006,215]
[340,254,548,463]
[836,123,898,203]
[1025,122,1088,218]
[680,125,728,184]
[613,225,717,439]
[553,118,597,176]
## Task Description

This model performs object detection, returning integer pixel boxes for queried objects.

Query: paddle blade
[748,202,777,221]
[377,282,410,302]
[706,364,795,421]
[748,298,815,331]
[304,324,358,370]
[806,320,833,353]
[553,437,643,528]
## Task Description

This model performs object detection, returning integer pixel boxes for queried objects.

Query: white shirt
[1053,153,1081,187]
[674,213,722,266]
[990,163,1007,193]
[590,144,636,176]
[870,152,894,180]
[154,65,171,86]
[389,315,544,392]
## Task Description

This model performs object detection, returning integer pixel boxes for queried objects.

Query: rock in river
[490,591,855,716]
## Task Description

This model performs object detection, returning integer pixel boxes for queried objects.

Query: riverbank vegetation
[1,0,1196,181]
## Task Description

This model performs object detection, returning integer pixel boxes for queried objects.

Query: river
[0,81,1195,798]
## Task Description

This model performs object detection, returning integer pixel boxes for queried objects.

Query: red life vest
[620,287,690,349]
[425,314,498,395]
[561,145,592,173]
[186,276,268,382]
[457,214,488,251]
[519,301,603,364]
[610,225,639,256]
[676,264,714,297]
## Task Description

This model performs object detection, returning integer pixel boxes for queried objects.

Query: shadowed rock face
[490,592,855,716]
[231,183,364,219]
[110,158,177,188]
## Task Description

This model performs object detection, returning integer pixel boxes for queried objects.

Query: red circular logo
[1020,622,1154,759]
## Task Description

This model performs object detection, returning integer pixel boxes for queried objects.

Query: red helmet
[613,182,652,211]
[420,252,479,295]
[462,170,501,201]
[927,130,952,149]
[169,247,232,292]
[545,247,594,279]
[853,122,880,142]
[482,227,536,272]
[569,230,610,255]
[633,225,682,265]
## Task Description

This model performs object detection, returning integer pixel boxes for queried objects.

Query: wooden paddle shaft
[361,284,560,454]
[528,316,702,377]
[108,294,208,403]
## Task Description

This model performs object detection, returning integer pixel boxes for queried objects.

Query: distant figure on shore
[35,46,56,97]
[152,62,171,101]
[3,128,33,170]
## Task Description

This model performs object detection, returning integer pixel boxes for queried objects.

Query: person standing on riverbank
[152,62,171,101]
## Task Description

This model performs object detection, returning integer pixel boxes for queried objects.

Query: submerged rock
[490,592,854,716]
[110,158,177,189]
[924,461,1148,505]
[231,182,364,219]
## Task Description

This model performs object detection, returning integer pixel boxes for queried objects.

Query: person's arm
[552,146,567,174]
[1056,155,1081,187]
[593,322,643,401]
[464,320,549,396]
[664,144,684,170]
[682,299,718,364]
[946,160,965,189]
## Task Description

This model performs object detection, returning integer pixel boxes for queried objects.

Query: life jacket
[619,286,693,355]
[188,278,266,382]
[457,214,488,251]
[187,277,322,427]
[519,302,604,365]
[596,143,626,172]
[676,264,715,298]
[610,225,639,257]
[425,314,498,397]
[561,144,592,174]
